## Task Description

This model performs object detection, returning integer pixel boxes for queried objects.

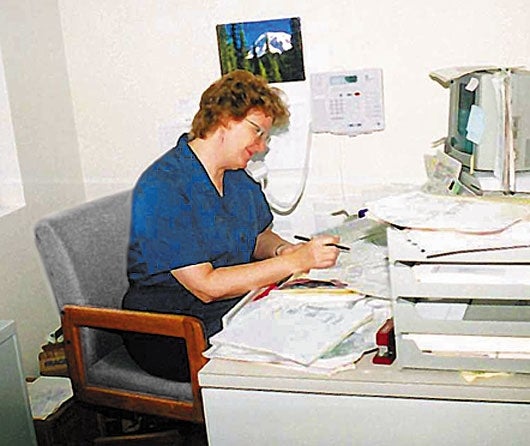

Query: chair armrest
[61,305,208,410]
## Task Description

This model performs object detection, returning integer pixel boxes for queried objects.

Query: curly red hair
[189,70,290,140]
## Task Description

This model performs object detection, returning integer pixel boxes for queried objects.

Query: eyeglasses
[244,118,271,144]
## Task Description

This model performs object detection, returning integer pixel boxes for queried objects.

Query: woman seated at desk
[122,70,341,382]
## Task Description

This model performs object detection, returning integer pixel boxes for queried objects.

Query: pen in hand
[294,235,350,252]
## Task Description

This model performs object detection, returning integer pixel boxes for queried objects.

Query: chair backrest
[35,190,132,365]
[35,190,132,311]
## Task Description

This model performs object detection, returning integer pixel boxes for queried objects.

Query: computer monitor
[445,70,530,174]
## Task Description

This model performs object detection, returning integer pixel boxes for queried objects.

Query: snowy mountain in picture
[246,31,292,59]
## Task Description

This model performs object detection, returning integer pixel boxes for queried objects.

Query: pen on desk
[293,235,350,252]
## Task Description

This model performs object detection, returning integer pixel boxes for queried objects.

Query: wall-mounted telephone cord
[261,125,313,216]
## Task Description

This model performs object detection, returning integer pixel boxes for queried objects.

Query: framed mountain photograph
[216,17,305,83]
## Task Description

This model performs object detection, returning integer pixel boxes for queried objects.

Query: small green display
[330,75,358,85]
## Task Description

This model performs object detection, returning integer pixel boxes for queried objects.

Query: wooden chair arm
[61,304,208,417]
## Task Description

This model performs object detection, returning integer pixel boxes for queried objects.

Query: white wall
[0,0,85,376]
[59,0,530,199]
[2,0,530,375]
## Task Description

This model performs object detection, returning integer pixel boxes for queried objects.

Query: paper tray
[393,298,530,373]
[390,262,530,300]
[387,226,530,264]
[396,337,530,374]
[393,298,530,337]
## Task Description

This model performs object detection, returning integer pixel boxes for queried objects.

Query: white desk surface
[199,354,530,404]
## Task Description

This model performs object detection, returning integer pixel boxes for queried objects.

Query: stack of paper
[366,190,529,233]
[206,291,391,375]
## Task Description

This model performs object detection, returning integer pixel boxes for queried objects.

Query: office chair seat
[87,346,193,402]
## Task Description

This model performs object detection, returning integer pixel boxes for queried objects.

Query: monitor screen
[453,82,475,155]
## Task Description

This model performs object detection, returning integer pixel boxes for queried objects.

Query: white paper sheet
[403,333,530,356]
[27,376,73,420]
[305,218,391,298]
[415,302,468,321]
[366,191,529,233]
[209,294,374,365]
[413,264,530,285]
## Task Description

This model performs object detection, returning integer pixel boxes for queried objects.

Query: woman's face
[222,110,273,169]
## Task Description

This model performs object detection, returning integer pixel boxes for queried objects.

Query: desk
[199,355,530,446]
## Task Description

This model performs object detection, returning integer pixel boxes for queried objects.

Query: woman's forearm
[252,227,293,259]
[172,234,340,303]
[190,255,304,302]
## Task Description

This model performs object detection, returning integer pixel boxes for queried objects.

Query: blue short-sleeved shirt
[127,133,273,287]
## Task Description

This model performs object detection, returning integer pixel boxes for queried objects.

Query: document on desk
[205,298,391,375]
[204,337,367,375]
[366,191,529,233]
[205,319,375,374]
[209,293,374,365]
[306,239,391,298]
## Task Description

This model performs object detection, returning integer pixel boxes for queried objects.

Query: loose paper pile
[366,190,529,234]
[206,290,391,375]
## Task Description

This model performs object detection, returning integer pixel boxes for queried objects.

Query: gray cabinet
[0,320,37,446]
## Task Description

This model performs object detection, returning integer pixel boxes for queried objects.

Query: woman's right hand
[288,234,341,272]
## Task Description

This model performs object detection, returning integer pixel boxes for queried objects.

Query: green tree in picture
[217,25,236,72]
[216,17,305,83]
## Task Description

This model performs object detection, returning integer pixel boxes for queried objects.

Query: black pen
[294,235,350,252]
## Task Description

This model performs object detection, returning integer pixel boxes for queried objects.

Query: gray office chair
[34,190,208,444]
